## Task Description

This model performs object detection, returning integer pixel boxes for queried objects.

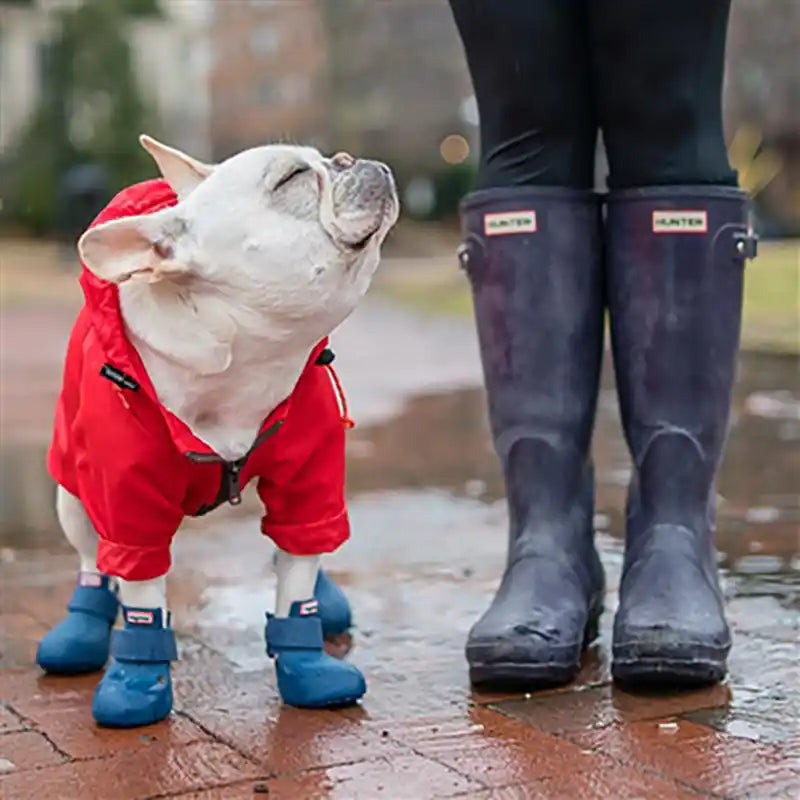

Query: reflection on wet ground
[1,332,798,794]
[175,350,796,741]
[346,349,799,572]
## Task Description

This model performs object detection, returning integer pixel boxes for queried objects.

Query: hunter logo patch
[652,210,708,233]
[126,610,154,625]
[298,600,319,616]
[484,210,537,236]
[79,573,103,588]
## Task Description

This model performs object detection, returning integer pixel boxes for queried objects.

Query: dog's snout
[332,151,356,170]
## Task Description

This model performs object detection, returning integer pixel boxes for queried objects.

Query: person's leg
[590,0,756,685]
[590,0,736,188]
[450,0,605,687]
[449,0,596,190]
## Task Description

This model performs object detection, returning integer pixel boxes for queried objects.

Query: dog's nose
[331,151,355,169]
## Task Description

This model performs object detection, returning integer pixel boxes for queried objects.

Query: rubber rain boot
[266,599,366,708]
[459,187,606,687]
[92,607,177,727]
[36,573,118,674]
[606,186,756,686]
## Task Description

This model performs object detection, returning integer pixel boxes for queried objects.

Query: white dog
[37,135,399,727]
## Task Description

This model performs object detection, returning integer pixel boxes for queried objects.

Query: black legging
[449,0,738,190]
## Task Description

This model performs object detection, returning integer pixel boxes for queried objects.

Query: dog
[36,135,399,727]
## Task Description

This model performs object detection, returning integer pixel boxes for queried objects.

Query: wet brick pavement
[1,257,799,799]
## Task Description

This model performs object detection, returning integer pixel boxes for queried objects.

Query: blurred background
[0,0,800,776]
[0,0,797,702]
[1,0,799,235]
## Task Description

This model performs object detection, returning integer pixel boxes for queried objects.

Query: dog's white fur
[57,135,398,619]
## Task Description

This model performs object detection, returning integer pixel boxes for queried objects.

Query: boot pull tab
[456,242,470,270]
[714,222,758,265]
[457,233,485,274]
[733,209,758,260]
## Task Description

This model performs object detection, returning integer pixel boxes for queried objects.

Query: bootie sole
[283,692,364,710]
[38,656,109,676]
[93,699,173,729]
[467,610,601,689]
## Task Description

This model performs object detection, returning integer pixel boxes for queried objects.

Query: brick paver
[568,719,800,798]
[1,241,798,799]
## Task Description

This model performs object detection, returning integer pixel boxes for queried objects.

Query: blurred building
[0,0,71,153]
[130,0,213,159]
[207,0,328,160]
[323,0,473,171]
[1,0,797,228]
[207,0,472,170]
[0,0,212,158]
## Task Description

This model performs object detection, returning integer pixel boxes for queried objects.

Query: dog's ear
[139,134,215,199]
[78,207,190,285]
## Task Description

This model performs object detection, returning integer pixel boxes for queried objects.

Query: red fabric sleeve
[257,364,350,555]
[66,343,188,581]
[47,309,92,497]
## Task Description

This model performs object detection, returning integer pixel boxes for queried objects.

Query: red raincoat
[48,180,352,581]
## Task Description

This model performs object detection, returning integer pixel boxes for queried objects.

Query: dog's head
[78,136,399,363]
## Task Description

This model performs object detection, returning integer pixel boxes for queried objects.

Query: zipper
[226,461,242,506]
[184,420,284,512]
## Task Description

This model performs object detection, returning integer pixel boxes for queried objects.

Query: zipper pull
[227,463,242,506]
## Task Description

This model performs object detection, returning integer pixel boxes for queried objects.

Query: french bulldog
[37,135,399,727]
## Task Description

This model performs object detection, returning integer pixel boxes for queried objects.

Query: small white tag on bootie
[484,210,537,236]
[298,600,319,616]
[652,210,708,233]
[126,610,155,625]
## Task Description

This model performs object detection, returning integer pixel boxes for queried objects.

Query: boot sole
[468,611,601,690]
[38,661,107,676]
[612,654,726,687]
[469,661,578,688]
[612,637,729,687]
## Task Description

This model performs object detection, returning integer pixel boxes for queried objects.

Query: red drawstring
[115,362,354,428]
[324,364,355,429]
[114,386,130,410]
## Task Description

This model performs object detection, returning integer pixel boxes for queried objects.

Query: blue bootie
[266,600,366,708]
[92,607,177,728]
[315,569,352,636]
[36,573,119,674]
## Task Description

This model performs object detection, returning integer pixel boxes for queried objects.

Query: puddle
[345,350,800,581]
[1,345,797,743]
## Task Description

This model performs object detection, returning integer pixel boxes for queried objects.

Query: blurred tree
[1,0,160,235]
[120,0,162,16]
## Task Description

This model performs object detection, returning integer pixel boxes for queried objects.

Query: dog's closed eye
[273,164,311,191]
